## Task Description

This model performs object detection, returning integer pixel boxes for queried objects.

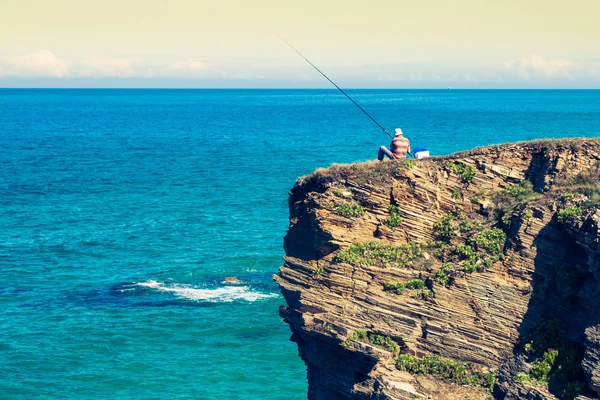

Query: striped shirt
[390,136,410,159]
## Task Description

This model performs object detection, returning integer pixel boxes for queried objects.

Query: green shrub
[343,329,369,347]
[520,320,589,398]
[384,205,403,227]
[459,219,477,233]
[335,241,423,268]
[460,258,480,273]
[434,213,458,240]
[369,334,399,352]
[396,354,496,392]
[383,282,405,295]
[446,162,476,184]
[429,212,507,287]
[455,244,475,259]
[474,228,506,256]
[343,330,398,352]
[313,267,325,276]
[562,192,576,202]
[411,289,435,300]
[333,201,365,218]
[557,206,582,223]
[351,330,368,340]
[403,160,414,168]
[405,279,425,290]
[503,180,537,200]
[435,264,454,286]
[426,240,448,258]
[491,180,540,228]
[452,188,462,199]
[384,279,425,294]
[528,349,558,383]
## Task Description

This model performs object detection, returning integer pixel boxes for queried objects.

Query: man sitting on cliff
[378,128,411,161]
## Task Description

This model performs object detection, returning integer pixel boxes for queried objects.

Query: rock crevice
[276,139,600,399]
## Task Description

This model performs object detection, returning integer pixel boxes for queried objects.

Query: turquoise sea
[1,89,599,399]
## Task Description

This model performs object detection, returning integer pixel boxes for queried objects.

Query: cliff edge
[275,138,600,400]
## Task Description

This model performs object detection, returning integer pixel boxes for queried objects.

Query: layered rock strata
[275,139,600,400]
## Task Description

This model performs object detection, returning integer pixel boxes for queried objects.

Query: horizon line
[1,87,600,90]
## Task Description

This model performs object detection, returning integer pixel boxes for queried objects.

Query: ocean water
[1,89,599,399]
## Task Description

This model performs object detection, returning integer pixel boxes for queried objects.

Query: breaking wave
[133,280,278,303]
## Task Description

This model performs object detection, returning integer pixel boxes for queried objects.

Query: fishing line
[278,35,413,158]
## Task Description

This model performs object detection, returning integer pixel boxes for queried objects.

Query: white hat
[394,128,403,137]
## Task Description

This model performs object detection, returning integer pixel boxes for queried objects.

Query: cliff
[275,138,600,400]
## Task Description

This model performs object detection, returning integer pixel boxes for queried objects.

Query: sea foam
[134,280,277,303]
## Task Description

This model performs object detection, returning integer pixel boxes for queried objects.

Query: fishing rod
[278,35,414,158]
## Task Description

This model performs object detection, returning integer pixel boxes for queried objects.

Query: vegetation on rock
[283,140,600,400]
[554,166,600,209]
[335,241,423,268]
[383,279,426,295]
[383,282,406,295]
[518,319,590,399]
[330,201,365,218]
[434,263,454,286]
[342,330,399,352]
[433,212,460,240]
[445,161,476,184]
[396,354,496,393]
[557,206,582,223]
[410,289,435,299]
[491,180,539,227]
[431,208,507,284]
[384,205,403,227]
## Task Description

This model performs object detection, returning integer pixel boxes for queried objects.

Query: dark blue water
[1,89,599,399]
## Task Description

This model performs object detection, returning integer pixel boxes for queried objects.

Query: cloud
[166,60,209,78]
[0,50,69,77]
[0,52,214,80]
[504,54,573,80]
[77,57,135,77]
[169,60,206,71]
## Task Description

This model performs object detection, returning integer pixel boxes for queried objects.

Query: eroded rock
[276,139,600,400]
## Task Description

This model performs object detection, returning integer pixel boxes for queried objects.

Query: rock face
[275,139,600,400]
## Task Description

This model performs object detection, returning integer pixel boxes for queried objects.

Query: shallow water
[1,89,599,399]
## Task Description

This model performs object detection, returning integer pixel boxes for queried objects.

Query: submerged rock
[276,138,600,399]
[222,277,243,285]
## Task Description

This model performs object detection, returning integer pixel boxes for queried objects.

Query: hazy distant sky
[1,0,599,88]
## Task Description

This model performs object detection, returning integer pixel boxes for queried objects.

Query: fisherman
[378,128,411,160]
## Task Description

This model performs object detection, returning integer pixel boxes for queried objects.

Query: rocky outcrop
[275,139,600,400]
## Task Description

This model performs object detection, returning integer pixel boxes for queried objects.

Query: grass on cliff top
[444,137,600,160]
[297,160,411,188]
[295,138,600,193]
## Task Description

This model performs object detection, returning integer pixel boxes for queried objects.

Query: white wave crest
[134,280,277,303]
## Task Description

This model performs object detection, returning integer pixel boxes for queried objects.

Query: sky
[1,0,599,88]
